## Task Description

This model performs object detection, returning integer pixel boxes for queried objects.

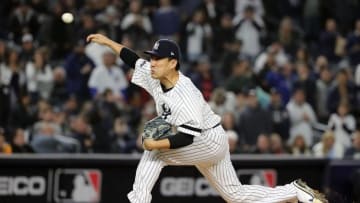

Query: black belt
[180,123,221,133]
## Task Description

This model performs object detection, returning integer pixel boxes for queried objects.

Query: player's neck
[160,71,179,89]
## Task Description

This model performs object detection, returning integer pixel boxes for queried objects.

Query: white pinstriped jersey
[131,58,221,137]
[128,57,300,203]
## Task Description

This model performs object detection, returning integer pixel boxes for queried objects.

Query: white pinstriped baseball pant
[127,126,297,203]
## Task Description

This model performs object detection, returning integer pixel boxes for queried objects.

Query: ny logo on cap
[170,52,175,56]
[153,42,159,50]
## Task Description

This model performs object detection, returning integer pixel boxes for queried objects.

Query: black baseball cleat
[292,179,328,203]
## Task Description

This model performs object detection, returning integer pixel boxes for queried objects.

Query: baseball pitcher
[86,33,327,203]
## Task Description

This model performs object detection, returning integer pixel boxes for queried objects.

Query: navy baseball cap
[144,39,180,61]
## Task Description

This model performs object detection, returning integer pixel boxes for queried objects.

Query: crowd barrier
[0,154,358,203]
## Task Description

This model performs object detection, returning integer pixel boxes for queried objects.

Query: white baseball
[61,12,74,24]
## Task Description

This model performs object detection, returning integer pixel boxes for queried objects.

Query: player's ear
[169,58,178,70]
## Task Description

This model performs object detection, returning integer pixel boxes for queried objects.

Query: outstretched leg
[127,150,166,203]
[196,152,297,203]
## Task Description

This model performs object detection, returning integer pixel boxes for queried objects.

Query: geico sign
[160,177,218,197]
[0,176,46,196]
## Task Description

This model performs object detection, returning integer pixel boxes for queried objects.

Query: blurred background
[0,0,360,202]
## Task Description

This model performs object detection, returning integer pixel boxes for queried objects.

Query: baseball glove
[143,116,174,140]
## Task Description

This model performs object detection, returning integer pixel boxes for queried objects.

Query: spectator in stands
[25,48,53,102]
[31,121,56,151]
[327,69,357,114]
[265,62,294,105]
[19,33,36,65]
[293,63,317,109]
[268,88,290,141]
[31,121,80,153]
[233,5,265,59]
[95,5,122,42]
[234,0,264,19]
[110,116,137,153]
[328,102,356,148]
[38,2,74,61]
[253,86,271,109]
[312,131,344,159]
[32,105,62,136]
[96,89,124,130]
[8,92,36,130]
[62,95,80,117]
[346,19,360,67]
[294,46,312,68]
[259,50,286,95]
[152,0,180,39]
[222,112,238,132]
[318,19,343,64]
[276,17,303,56]
[208,88,236,116]
[237,88,272,150]
[0,127,11,154]
[254,42,289,75]
[53,106,67,133]
[270,133,286,154]
[11,128,33,153]
[86,105,112,153]
[64,40,95,101]
[50,66,69,106]
[344,130,360,159]
[8,1,39,44]
[219,39,244,77]
[88,51,128,99]
[328,0,360,35]
[225,59,255,94]
[288,134,311,156]
[303,0,321,43]
[0,40,6,63]
[354,64,360,87]
[356,64,360,104]
[121,0,152,51]
[316,68,333,122]
[277,0,304,26]
[251,134,270,154]
[0,49,25,127]
[212,13,234,60]
[187,56,217,101]
[185,9,212,62]
[77,12,98,44]
[287,88,317,147]
[68,114,94,153]
[314,55,329,76]
[196,0,223,26]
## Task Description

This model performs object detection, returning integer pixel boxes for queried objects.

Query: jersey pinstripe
[132,58,221,136]
[128,58,299,203]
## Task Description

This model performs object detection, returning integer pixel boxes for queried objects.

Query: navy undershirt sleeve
[119,47,140,68]
[168,132,194,149]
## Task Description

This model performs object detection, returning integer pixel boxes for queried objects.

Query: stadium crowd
[0,0,360,159]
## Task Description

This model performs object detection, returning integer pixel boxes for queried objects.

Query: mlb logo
[236,169,277,187]
[53,169,102,203]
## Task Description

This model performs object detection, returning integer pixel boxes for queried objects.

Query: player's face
[150,56,174,79]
